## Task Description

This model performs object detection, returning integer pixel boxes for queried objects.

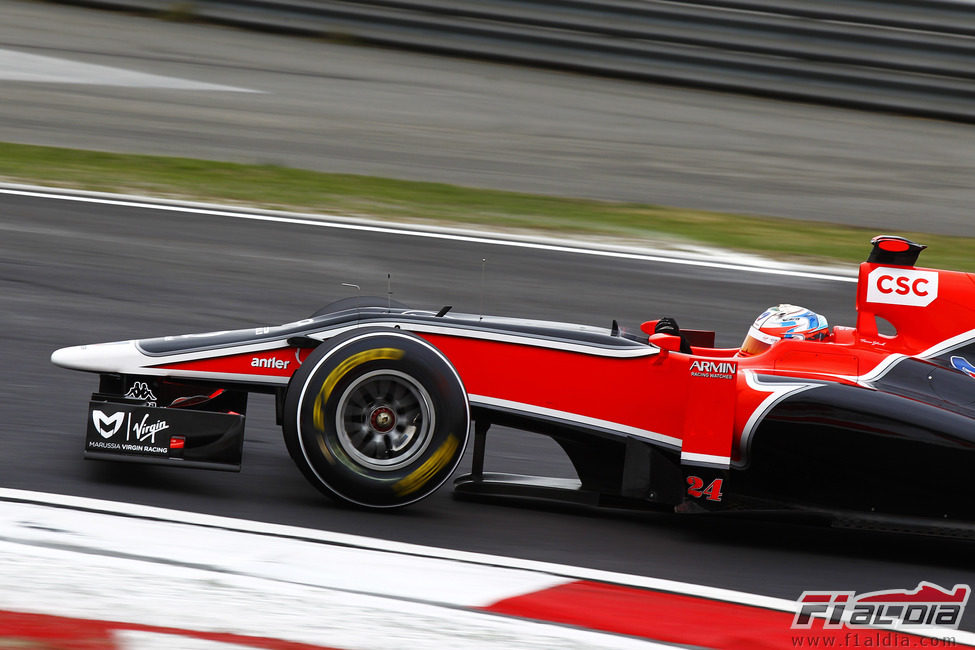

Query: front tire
[283,328,470,508]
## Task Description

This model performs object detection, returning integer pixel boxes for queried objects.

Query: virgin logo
[866,267,939,307]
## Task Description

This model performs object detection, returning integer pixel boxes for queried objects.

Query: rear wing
[855,236,975,354]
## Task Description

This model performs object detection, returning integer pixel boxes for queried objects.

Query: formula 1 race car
[51,236,975,533]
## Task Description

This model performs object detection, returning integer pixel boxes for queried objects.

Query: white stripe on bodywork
[470,394,681,449]
[734,331,975,467]
[827,352,907,387]
[920,328,975,359]
[398,322,660,358]
[830,329,975,388]
[51,320,658,380]
[52,339,299,376]
[680,451,732,468]
[733,371,823,469]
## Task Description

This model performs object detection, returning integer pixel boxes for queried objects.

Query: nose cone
[51,344,92,370]
[51,341,138,373]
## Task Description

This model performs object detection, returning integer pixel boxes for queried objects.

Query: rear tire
[283,328,470,508]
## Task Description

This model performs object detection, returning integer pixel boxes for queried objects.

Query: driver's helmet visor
[739,326,780,356]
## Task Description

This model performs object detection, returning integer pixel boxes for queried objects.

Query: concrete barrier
[48,0,975,120]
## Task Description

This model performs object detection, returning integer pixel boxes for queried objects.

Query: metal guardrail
[53,0,975,121]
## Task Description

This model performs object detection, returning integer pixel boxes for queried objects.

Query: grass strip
[1,141,971,271]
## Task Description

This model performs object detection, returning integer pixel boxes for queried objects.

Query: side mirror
[648,332,682,353]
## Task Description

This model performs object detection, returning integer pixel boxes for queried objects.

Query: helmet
[739,304,829,356]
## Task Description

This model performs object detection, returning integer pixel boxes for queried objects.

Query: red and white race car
[52,236,975,533]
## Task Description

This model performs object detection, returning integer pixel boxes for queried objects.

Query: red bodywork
[138,256,975,473]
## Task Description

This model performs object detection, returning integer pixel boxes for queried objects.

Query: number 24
[686,476,724,502]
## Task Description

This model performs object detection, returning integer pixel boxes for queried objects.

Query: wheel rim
[334,369,435,471]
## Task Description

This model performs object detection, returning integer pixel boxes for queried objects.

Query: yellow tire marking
[312,347,404,433]
[316,433,335,464]
[393,434,459,496]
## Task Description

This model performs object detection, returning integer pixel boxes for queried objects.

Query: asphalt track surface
[3,0,975,236]
[3,0,975,633]
[3,187,975,633]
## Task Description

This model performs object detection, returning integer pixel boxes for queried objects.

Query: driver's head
[739,304,829,356]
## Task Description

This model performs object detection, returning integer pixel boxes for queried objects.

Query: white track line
[3,493,973,646]
[0,184,856,283]
[0,541,658,650]
[5,488,974,646]
[0,492,669,650]
[0,488,789,609]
